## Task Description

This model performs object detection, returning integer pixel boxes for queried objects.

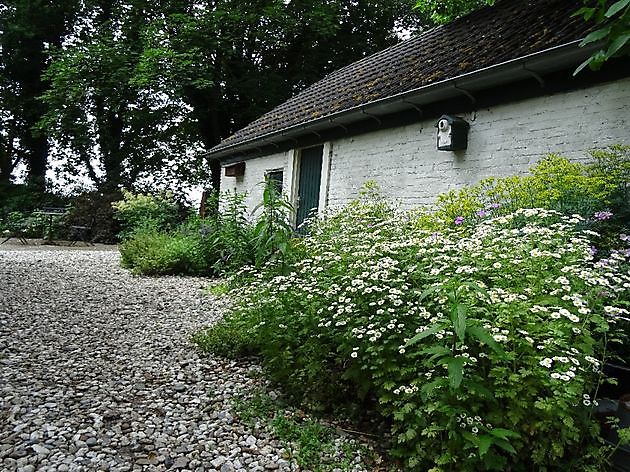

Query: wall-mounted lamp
[436,115,469,151]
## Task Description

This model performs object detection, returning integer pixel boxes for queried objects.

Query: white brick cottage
[208,0,630,226]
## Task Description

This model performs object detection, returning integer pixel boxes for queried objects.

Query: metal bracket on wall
[329,117,348,133]
[282,132,299,145]
[262,138,280,149]
[522,64,545,87]
[361,109,382,125]
[452,83,476,104]
[402,100,424,118]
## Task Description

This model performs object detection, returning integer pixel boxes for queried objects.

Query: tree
[0,0,78,188]
[574,0,630,73]
[413,0,489,24]
[40,0,424,193]
[40,1,202,192]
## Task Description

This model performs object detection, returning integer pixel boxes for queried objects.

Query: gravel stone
[0,245,377,471]
[0,246,287,471]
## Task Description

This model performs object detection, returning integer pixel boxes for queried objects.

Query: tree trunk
[0,134,16,184]
[94,94,126,191]
[183,83,225,215]
[24,135,48,190]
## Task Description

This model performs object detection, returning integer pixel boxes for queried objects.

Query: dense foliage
[194,149,630,470]
[116,179,294,276]
[431,146,630,245]
[3,0,424,192]
[0,183,68,239]
[0,0,78,188]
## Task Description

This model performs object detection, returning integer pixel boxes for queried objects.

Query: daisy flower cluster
[216,198,629,470]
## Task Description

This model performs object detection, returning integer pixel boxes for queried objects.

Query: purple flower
[454,216,465,226]
[477,210,488,218]
[590,246,598,256]
[620,234,630,243]
[489,203,500,209]
[593,211,613,221]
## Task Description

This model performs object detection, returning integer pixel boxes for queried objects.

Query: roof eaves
[208,39,595,160]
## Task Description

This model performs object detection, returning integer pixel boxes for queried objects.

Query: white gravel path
[0,246,300,472]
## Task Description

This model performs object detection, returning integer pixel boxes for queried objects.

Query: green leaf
[420,378,447,400]
[464,380,497,401]
[489,428,521,440]
[494,438,517,455]
[406,324,442,346]
[573,56,595,76]
[572,7,597,20]
[605,0,630,18]
[606,33,630,57]
[453,303,467,342]
[580,26,612,46]
[416,284,439,302]
[457,281,490,300]
[420,345,452,364]
[447,357,464,389]
[467,325,503,354]
[479,435,493,456]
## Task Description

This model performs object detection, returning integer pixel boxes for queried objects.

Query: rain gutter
[208,40,598,160]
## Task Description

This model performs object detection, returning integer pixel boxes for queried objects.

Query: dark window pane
[267,170,283,194]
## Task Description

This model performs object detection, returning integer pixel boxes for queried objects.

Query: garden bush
[119,228,207,275]
[432,146,630,241]
[0,183,68,239]
[117,178,294,276]
[112,189,182,239]
[64,190,123,243]
[194,149,630,470]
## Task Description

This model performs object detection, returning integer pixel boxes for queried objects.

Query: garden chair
[1,229,28,245]
[68,215,95,247]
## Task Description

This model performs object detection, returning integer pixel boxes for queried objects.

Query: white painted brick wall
[222,77,630,214]
[328,77,630,209]
[221,150,288,217]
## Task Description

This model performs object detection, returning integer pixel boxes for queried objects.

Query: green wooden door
[296,145,323,229]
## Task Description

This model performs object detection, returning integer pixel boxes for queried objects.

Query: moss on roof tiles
[212,0,589,154]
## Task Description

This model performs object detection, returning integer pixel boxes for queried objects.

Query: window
[266,169,284,194]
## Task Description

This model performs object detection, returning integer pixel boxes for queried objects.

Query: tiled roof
[211,0,590,155]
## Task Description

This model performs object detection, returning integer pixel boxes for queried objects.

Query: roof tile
[212,0,590,154]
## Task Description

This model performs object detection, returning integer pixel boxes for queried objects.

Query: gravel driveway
[0,245,295,472]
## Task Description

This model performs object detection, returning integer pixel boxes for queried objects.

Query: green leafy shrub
[117,190,254,276]
[197,193,629,470]
[196,190,255,274]
[0,210,65,240]
[112,189,181,239]
[433,146,629,228]
[64,190,123,243]
[117,181,298,277]
[119,228,206,275]
[252,177,294,268]
[0,182,67,218]
[0,183,68,238]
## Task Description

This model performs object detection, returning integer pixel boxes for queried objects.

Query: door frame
[286,142,331,228]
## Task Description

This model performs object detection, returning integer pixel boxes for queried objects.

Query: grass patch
[230,389,378,471]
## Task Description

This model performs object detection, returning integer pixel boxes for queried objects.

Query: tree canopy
[13,0,424,193]
[0,0,78,189]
